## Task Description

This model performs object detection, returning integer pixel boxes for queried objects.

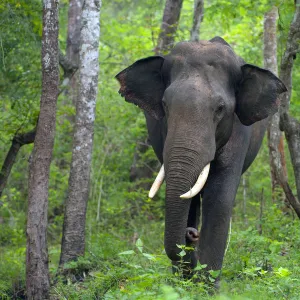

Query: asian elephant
[115,37,286,280]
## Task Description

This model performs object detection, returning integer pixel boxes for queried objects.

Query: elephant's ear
[235,64,287,126]
[115,56,165,120]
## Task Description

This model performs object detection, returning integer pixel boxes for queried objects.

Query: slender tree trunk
[190,0,204,41]
[279,1,300,205]
[26,0,59,298]
[242,175,248,225]
[66,0,83,105]
[258,188,264,235]
[264,7,287,200]
[156,0,183,54]
[60,0,101,266]
[277,1,300,218]
[0,130,36,198]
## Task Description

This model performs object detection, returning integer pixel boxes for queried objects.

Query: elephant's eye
[216,102,225,115]
[214,102,226,123]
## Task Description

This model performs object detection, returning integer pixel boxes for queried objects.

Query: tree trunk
[278,1,300,217]
[60,0,101,266]
[0,130,35,198]
[26,0,59,298]
[264,7,288,201]
[66,0,83,105]
[156,0,183,54]
[242,175,248,225]
[190,0,204,42]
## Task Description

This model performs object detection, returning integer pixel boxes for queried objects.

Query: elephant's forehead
[170,41,237,66]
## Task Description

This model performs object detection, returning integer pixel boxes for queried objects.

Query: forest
[0,0,300,299]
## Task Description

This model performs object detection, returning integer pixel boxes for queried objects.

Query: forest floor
[1,202,299,299]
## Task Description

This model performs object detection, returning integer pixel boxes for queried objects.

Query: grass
[49,204,300,300]
[1,200,299,299]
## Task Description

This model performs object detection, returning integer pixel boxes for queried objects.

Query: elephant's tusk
[180,163,210,199]
[148,164,165,198]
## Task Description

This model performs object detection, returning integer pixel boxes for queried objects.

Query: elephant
[115,37,286,282]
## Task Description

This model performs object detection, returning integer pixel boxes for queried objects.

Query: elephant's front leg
[198,159,244,286]
[199,116,251,279]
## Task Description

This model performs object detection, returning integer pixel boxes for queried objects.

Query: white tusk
[148,164,165,198]
[180,163,210,199]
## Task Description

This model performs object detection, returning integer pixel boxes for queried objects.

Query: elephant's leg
[197,163,241,288]
[200,183,234,267]
[198,120,251,287]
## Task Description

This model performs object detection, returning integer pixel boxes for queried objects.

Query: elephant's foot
[185,227,200,242]
[192,269,221,294]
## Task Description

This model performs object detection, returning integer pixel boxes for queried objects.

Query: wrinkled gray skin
[116,37,286,280]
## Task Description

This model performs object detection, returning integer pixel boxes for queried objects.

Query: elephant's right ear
[115,56,165,120]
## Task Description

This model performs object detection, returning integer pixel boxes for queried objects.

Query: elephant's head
[116,37,286,261]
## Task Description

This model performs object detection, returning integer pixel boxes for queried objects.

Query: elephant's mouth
[185,227,200,242]
[148,163,211,199]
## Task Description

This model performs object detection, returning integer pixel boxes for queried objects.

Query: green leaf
[209,270,221,278]
[118,250,135,255]
[136,238,143,253]
[142,253,156,261]
[275,267,291,278]
[194,264,207,271]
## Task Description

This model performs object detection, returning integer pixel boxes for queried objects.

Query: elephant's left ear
[115,56,165,120]
[236,64,287,126]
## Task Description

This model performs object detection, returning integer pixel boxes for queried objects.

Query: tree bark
[156,0,183,54]
[264,7,287,200]
[26,0,59,298]
[0,130,35,198]
[263,6,300,218]
[279,1,300,118]
[276,1,300,218]
[59,49,78,80]
[190,0,204,42]
[60,0,101,265]
[279,0,300,206]
[65,0,83,104]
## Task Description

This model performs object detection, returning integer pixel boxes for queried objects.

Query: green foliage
[0,0,42,143]
[0,246,26,299]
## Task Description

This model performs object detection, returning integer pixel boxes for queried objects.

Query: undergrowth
[1,198,299,300]
[49,202,299,300]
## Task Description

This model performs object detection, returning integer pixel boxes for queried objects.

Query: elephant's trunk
[180,163,210,199]
[163,145,214,262]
